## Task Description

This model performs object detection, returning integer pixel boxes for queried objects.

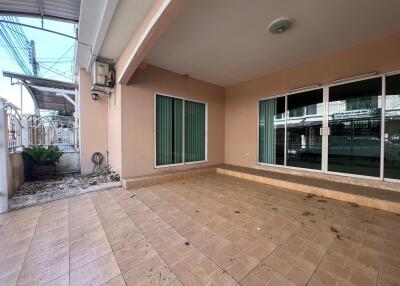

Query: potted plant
[22,146,63,180]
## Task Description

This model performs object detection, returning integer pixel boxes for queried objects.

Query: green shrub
[22,145,63,166]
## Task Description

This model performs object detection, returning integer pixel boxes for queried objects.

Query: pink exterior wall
[119,64,225,178]
[78,32,400,180]
[225,33,400,168]
[79,69,108,174]
[107,84,122,174]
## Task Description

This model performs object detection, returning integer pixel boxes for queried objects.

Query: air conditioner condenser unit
[92,61,115,88]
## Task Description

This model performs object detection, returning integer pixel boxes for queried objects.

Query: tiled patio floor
[0,174,399,286]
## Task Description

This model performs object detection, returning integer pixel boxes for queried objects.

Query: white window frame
[154,92,208,168]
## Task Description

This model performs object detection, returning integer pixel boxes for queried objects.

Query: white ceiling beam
[75,0,118,74]
[86,0,118,71]
[116,0,186,84]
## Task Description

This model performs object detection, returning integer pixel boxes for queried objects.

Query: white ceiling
[144,0,400,87]
[75,0,157,73]
[99,0,157,60]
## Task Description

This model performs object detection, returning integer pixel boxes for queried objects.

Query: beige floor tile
[1,175,400,285]
[43,274,69,286]
[102,274,126,286]
[70,253,121,286]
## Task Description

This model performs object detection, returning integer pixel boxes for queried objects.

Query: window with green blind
[156,94,206,166]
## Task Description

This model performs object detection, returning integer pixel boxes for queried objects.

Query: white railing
[5,105,22,152]
[27,115,79,152]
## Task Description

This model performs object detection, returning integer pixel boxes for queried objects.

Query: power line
[0,16,32,75]
[37,56,73,60]
[0,16,76,81]
[0,44,29,49]
[0,26,31,74]
[0,19,77,40]
[41,43,74,77]
[38,63,73,81]
[38,59,74,64]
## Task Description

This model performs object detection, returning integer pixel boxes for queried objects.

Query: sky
[0,16,76,114]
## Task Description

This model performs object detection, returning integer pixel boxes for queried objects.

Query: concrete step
[122,167,216,189]
[216,165,400,214]
[122,164,400,214]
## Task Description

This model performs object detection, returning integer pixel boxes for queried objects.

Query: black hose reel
[92,152,104,173]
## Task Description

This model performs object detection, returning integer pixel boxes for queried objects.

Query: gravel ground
[15,172,116,197]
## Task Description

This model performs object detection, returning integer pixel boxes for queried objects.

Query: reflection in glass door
[328,78,382,177]
[259,97,285,165]
[385,74,400,180]
[287,89,323,170]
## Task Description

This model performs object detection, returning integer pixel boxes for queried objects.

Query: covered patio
[0,174,399,286]
[1,0,400,285]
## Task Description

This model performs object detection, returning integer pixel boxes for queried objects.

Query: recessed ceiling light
[268,17,294,34]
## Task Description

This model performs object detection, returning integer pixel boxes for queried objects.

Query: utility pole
[29,40,38,76]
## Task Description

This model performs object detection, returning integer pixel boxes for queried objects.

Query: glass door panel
[287,89,323,170]
[328,78,382,177]
[259,97,285,165]
[385,74,400,180]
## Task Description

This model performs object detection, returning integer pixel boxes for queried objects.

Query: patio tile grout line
[90,190,134,285]
[42,202,72,286]
[14,205,43,286]
[238,224,303,284]
[66,194,121,285]
[127,188,252,286]
[304,237,336,285]
[0,212,15,236]
[31,201,71,286]
[44,201,72,286]
[85,190,135,285]
[114,187,243,285]
[152,178,341,285]
[154,179,309,282]
[88,192,127,286]
[108,190,188,286]
[375,212,387,286]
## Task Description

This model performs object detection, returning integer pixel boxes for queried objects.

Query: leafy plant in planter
[22,146,63,180]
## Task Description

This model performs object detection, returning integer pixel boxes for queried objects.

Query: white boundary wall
[0,103,9,213]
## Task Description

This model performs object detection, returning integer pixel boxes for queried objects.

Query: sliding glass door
[385,74,400,180]
[258,73,400,181]
[328,78,382,177]
[286,89,323,170]
[259,97,285,165]
[185,101,206,163]
[156,95,183,166]
[156,94,206,167]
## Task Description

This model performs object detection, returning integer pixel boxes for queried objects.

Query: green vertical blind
[259,99,276,164]
[259,97,285,165]
[156,95,183,165]
[185,101,206,162]
[156,94,206,166]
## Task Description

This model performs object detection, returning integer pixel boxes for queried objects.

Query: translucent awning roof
[3,71,77,113]
[0,0,81,23]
